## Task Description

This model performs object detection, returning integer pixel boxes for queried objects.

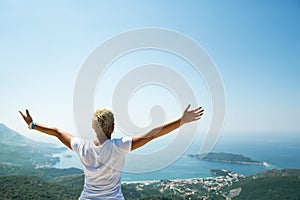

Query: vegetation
[2,169,299,199]
[221,169,300,200]
[189,152,262,164]
[0,163,82,180]
[0,123,66,169]
[0,123,84,199]
[0,175,82,200]
[1,124,300,199]
[122,181,222,200]
[0,123,83,181]
[1,163,300,199]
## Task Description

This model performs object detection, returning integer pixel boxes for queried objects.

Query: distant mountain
[0,123,67,170]
[0,123,62,148]
[0,123,35,146]
[0,123,83,186]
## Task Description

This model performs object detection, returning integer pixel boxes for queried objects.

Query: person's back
[71,137,132,199]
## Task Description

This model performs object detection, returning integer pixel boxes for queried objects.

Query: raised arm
[131,105,204,151]
[19,109,74,149]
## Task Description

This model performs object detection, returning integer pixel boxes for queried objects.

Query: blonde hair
[92,108,114,138]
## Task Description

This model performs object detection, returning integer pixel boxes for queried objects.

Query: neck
[95,132,109,145]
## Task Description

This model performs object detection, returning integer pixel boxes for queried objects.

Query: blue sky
[0,0,299,144]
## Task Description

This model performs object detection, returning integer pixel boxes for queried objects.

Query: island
[209,169,234,176]
[188,152,267,165]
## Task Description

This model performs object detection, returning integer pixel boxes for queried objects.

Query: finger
[185,104,191,112]
[195,109,204,114]
[195,112,204,116]
[26,109,30,117]
[194,107,204,112]
[18,111,25,117]
[194,116,201,120]
[194,106,202,112]
[194,113,203,119]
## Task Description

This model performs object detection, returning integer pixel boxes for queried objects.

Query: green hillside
[1,169,300,199]
[0,162,82,180]
[0,123,83,181]
[189,152,262,164]
[0,175,82,200]
[0,123,67,169]
[1,124,300,199]
[221,169,300,200]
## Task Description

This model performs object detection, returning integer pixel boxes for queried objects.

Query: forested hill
[221,169,300,200]
[0,123,67,169]
[0,123,83,199]
[188,152,263,165]
[1,124,300,199]
[0,123,83,180]
[1,169,300,200]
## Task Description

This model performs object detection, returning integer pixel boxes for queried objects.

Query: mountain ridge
[1,169,299,200]
[0,123,34,146]
[0,123,58,148]
[0,123,68,169]
[1,123,300,199]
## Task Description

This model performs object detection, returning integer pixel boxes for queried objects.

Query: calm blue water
[54,133,300,181]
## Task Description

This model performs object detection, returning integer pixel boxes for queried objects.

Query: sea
[54,132,300,182]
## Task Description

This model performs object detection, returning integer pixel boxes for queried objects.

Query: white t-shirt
[71,136,132,200]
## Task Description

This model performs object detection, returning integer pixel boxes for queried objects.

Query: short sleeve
[115,137,132,153]
[71,137,82,154]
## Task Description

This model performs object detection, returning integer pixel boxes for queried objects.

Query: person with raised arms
[19,104,204,199]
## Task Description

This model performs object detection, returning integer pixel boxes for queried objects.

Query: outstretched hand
[181,104,204,125]
[19,109,33,126]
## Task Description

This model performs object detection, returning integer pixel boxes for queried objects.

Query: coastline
[188,152,267,166]
[123,169,245,184]
[122,169,245,199]
[53,151,271,181]
[202,159,268,166]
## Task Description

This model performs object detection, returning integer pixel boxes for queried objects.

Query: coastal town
[123,169,245,199]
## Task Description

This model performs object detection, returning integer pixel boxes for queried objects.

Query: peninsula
[188,152,266,165]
